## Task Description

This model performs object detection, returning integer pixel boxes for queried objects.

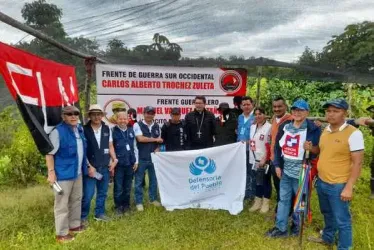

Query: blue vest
[137,121,160,162]
[54,122,87,181]
[84,121,111,172]
[237,113,254,150]
[112,126,136,167]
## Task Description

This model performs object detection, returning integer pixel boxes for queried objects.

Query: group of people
[46,95,374,250]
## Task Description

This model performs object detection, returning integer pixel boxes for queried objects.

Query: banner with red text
[98,95,234,125]
[96,64,247,96]
[0,42,79,154]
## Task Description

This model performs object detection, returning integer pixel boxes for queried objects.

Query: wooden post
[256,66,262,107]
[347,83,353,118]
[84,58,95,123]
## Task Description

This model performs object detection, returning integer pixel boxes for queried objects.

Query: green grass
[0,168,373,250]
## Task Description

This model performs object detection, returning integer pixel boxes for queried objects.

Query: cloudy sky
[1,0,373,62]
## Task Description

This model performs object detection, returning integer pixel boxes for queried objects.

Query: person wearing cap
[267,99,321,238]
[133,106,163,211]
[213,102,238,146]
[185,95,216,150]
[81,104,118,222]
[109,101,127,124]
[161,107,186,151]
[46,105,87,243]
[112,112,138,216]
[308,99,364,249]
[237,96,256,200]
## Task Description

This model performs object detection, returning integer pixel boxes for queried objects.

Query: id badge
[126,144,130,151]
[104,148,109,154]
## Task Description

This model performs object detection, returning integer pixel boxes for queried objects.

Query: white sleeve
[134,138,139,164]
[48,129,60,155]
[133,123,143,136]
[109,127,113,143]
[348,130,364,152]
[266,124,272,144]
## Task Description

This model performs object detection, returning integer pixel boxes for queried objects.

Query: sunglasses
[64,112,80,116]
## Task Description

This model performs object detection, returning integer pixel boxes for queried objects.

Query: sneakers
[307,236,334,247]
[94,214,111,222]
[260,198,270,214]
[69,225,85,235]
[249,197,262,212]
[136,204,144,211]
[150,201,162,207]
[56,234,75,243]
[266,227,288,238]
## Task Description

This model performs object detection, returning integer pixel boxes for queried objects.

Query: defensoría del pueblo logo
[189,156,216,176]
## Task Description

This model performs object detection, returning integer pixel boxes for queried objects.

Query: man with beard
[214,102,238,146]
[185,96,216,150]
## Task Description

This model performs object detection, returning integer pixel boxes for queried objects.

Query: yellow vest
[317,124,357,184]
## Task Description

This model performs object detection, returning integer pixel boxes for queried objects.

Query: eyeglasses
[64,112,80,116]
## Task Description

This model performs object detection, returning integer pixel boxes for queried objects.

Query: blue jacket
[84,121,111,173]
[54,122,87,181]
[112,126,136,167]
[237,113,255,150]
[273,119,321,169]
[137,121,160,162]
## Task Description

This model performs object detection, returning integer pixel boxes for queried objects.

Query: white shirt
[92,125,113,149]
[133,121,160,137]
[248,121,272,164]
[117,126,139,164]
[325,122,364,151]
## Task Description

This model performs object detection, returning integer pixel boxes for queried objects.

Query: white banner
[96,64,247,96]
[151,142,246,215]
[98,95,234,125]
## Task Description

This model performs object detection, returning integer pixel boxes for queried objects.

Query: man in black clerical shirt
[185,96,216,150]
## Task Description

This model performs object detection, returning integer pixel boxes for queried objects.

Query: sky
[0,0,373,62]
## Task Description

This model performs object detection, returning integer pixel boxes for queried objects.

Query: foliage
[0,107,45,187]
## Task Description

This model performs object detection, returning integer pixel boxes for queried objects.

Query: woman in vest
[46,106,87,243]
[248,107,272,213]
[112,112,138,215]
[266,99,321,238]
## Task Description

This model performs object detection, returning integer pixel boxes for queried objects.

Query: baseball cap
[217,102,230,111]
[144,106,156,114]
[322,99,349,110]
[291,99,309,111]
[171,107,181,115]
[112,102,126,111]
[62,105,80,114]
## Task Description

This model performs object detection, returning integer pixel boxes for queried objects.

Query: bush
[0,107,45,187]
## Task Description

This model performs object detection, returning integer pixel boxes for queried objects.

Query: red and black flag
[0,42,79,155]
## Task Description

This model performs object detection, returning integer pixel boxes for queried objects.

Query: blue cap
[291,99,309,111]
[323,99,349,110]
[144,106,155,113]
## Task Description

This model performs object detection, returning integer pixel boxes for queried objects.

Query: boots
[370,179,374,199]
[260,198,270,214]
[249,197,262,212]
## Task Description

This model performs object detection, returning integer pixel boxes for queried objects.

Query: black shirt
[214,109,238,146]
[161,120,186,151]
[185,109,216,150]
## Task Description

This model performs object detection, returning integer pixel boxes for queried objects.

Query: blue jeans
[81,167,110,219]
[134,161,158,205]
[316,178,352,250]
[113,164,133,210]
[275,174,299,232]
[245,151,256,200]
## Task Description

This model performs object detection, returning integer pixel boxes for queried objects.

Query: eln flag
[0,42,79,154]
[151,142,246,215]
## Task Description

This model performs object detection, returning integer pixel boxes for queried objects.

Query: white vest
[278,124,307,161]
[249,122,271,164]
